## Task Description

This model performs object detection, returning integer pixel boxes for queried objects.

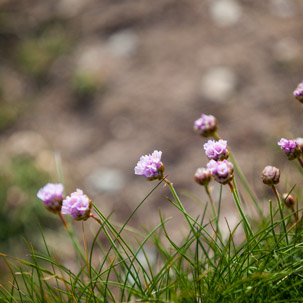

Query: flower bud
[194,167,212,186]
[282,193,296,209]
[37,183,64,214]
[207,159,234,184]
[261,166,280,185]
[193,114,218,137]
[61,189,92,221]
[293,81,303,103]
[277,138,302,160]
[203,139,229,161]
[295,137,303,150]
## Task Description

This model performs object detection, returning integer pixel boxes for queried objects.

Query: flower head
[207,159,234,184]
[261,166,280,185]
[134,150,164,181]
[37,183,64,214]
[61,189,92,221]
[194,167,212,186]
[277,138,302,160]
[293,81,303,103]
[203,139,229,161]
[193,114,217,137]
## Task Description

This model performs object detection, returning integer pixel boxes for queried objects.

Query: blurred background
[0,0,303,273]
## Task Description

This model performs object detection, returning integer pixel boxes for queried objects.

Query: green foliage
[0,156,54,253]
[1,174,303,302]
[15,26,70,78]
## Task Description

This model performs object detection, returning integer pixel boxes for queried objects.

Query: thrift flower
[203,139,229,161]
[61,189,92,221]
[193,114,217,137]
[261,166,280,185]
[207,159,234,184]
[37,183,64,214]
[293,81,303,103]
[277,138,302,160]
[134,150,164,181]
[194,167,212,186]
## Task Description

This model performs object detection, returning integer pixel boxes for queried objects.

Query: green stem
[298,157,303,169]
[228,181,254,239]
[272,185,289,245]
[213,133,263,219]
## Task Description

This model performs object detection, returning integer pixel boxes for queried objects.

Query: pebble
[200,67,237,102]
[209,0,242,27]
[106,30,138,58]
[84,167,125,194]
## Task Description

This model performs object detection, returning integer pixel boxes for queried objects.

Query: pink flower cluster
[61,189,92,221]
[37,184,92,221]
[37,183,64,213]
[203,139,229,161]
[134,150,164,180]
[278,138,302,160]
[193,114,217,137]
[293,81,303,103]
[207,159,234,184]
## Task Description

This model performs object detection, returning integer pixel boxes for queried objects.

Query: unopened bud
[293,80,303,103]
[194,167,212,186]
[261,166,280,185]
[282,193,296,209]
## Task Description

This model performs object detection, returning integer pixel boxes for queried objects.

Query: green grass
[1,169,303,302]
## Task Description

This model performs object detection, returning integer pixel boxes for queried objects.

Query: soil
[1,0,303,237]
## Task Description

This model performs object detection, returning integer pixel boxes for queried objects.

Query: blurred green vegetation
[0,156,59,254]
[15,26,71,78]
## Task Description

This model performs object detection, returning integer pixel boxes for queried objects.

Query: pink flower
[134,150,164,181]
[207,159,234,184]
[193,114,217,137]
[278,138,302,160]
[61,189,92,221]
[293,81,303,103]
[37,183,64,214]
[203,139,229,161]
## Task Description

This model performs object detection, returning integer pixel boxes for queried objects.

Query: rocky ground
[0,0,303,252]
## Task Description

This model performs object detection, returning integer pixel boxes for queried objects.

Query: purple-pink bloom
[277,138,301,160]
[134,150,164,181]
[193,114,217,137]
[203,139,229,161]
[61,189,92,221]
[293,81,303,103]
[37,183,64,214]
[207,159,234,184]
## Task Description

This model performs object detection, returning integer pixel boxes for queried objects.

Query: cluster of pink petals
[207,159,234,184]
[134,150,164,180]
[293,81,303,103]
[203,139,229,161]
[37,183,64,213]
[193,114,217,137]
[61,189,92,220]
[278,138,301,160]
